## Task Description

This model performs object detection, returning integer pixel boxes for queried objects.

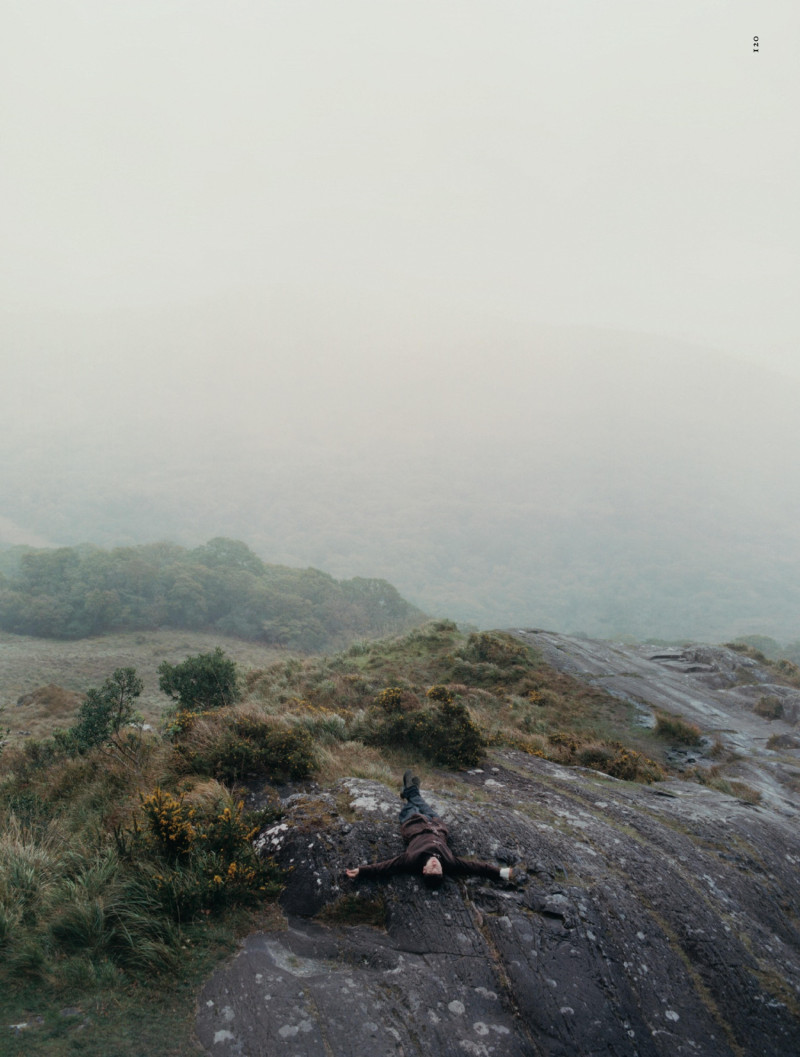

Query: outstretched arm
[346,854,406,880]
[453,856,513,881]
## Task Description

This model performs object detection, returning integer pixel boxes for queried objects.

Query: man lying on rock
[345,771,515,889]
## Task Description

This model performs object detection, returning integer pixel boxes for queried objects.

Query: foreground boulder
[196,750,800,1056]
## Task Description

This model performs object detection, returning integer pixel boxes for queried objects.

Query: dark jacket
[356,813,502,881]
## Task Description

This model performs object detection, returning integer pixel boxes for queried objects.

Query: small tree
[65,668,144,764]
[158,648,240,712]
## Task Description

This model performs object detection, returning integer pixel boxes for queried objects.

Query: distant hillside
[4,304,800,641]
[0,537,424,651]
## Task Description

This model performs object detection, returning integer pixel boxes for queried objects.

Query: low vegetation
[240,625,671,785]
[727,640,800,688]
[754,695,785,721]
[686,765,763,805]
[653,711,703,745]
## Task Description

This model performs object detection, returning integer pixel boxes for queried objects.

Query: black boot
[402,769,420,795]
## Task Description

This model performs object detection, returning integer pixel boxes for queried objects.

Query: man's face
[422,855,443,876]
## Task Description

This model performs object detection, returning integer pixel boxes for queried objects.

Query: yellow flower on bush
[140,787,197,857]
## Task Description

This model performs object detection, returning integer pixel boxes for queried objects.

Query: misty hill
[4,299,800,641]
[0,537,424,650]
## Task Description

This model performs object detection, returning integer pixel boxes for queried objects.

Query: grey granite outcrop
[197,759,800,1056]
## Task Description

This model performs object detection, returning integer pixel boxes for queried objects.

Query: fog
[2,2,799,642]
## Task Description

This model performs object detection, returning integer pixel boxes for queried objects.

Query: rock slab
[197,760,800,1057]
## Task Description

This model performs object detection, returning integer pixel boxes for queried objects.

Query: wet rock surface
[198,768,800,1056]
[196,636,800,1057]
[518,630,800,808]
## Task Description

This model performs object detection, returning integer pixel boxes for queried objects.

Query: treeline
[0,538,424,650]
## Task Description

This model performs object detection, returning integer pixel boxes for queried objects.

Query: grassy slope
[0,629,288,742]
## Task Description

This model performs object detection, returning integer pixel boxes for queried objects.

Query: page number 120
[753,36,759,52]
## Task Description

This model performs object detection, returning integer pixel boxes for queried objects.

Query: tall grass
[0,815,181,985]
[654,712,703,745]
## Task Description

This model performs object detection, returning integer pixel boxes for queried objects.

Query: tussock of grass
[654,712,703,745]
[507,730,664,783]
[708,778,762,804]
[313,741,394,785]
[685,764,763,804]
[753,695,784,720]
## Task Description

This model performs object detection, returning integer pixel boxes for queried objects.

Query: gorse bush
[127,790,281,922]
[603,746,663,783]
[367,684,485,768]
[374,686,420,713]
[139,789,198,859]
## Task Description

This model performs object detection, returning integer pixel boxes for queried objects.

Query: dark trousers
[399,786,438,825]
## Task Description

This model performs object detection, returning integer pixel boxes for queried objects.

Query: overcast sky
[2,0,798,375]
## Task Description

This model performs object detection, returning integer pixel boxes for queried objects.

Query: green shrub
[577,744,615,770]
[158,648,240,712]
[19,736,60,774]
[427,691,486,768]
[449,659,500,686]
[775,658,800,679]
[260,726,316,781]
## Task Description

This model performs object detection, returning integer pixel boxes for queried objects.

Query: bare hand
[345,868,360,879]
